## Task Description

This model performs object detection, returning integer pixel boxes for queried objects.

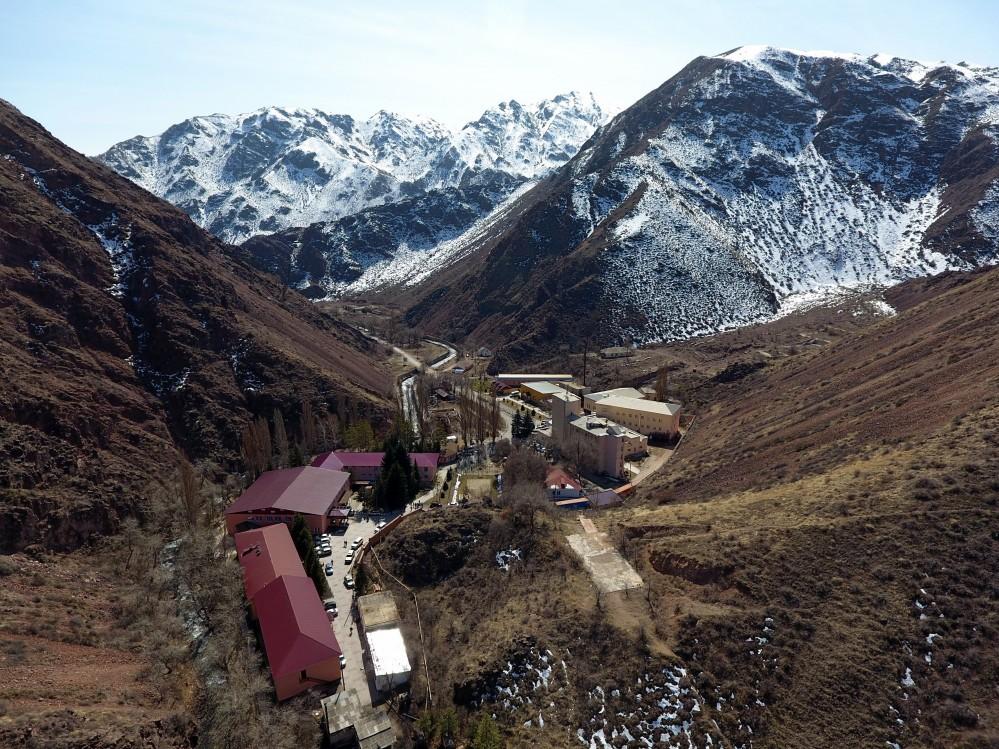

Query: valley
[1,22,998,749]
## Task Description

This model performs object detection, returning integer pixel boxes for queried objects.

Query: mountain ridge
[389,46,999,359]
[96,92,607,243]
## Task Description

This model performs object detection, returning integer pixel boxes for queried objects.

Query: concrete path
[566,517,644,594]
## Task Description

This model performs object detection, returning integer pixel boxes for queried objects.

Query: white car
[343,574,354,589]
[339,654,347,669]
[345,551,354,565]
[351,537,363,549]
[375,521,386,532]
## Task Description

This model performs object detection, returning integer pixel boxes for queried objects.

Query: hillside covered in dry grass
[373,266,999,748]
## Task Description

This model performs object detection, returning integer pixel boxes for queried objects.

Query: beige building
[591,395,682,438]
[582,387,646,411]
[551,392,647,479]
[520,381,569,403]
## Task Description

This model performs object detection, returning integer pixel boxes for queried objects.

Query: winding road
[398,338,458,437]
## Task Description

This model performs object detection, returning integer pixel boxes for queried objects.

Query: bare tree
[272,408,289,468]
[300,400,317,455]
[178,459,206,529]
[654,366,670,402]
[503,445,549,490]
[488,393,502,443]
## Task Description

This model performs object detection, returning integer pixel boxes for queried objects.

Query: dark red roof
[234,524,307,600]
[546,467,582,490]
[225,467,350,517]
[312,451,439,471]
[254,575,342,677]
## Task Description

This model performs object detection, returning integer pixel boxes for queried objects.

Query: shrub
[0,557,15,577]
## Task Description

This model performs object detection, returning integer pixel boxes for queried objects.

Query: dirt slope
[0,99,393,551]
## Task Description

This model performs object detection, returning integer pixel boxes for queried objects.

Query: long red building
[311,450,440,488]
[233,524,342,701]
[225,466,351,535]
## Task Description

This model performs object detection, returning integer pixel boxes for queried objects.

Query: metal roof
[254,575,342,678]
[367,627,411,678]
[234,524,307,600]
[225,467,350,517]
[596,396,682,415]
[522,381,569,395]
[312,451,440,470]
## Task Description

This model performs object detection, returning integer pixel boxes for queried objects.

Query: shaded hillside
[396,47,999,362]
[0,99,393,551]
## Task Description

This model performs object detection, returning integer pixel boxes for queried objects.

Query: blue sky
[2,0,997,154]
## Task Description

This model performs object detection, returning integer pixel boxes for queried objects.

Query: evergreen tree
[380,463,408,511]
[290,515,329,597]
[511,412,524,438]
[522,413,535,437]
[471,714,502,749]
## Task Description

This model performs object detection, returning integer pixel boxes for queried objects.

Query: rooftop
[234,524,307,600]
[312,451,440,470]
[321,689,394,748]
[225,467,351,517]
[546,466,582,491]
[522,381,569,396]
[587,387,646,402]
[357,591,400,632]
[569,413,643,439]
[367,627,411,678]
[597,395,682,416]
[254,575,342,678]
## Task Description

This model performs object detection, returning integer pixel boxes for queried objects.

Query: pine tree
[290,515,329,597]
[522,413,535,436]
[471,714,502,749]
[512,412,524,439]
[272,408,289,468]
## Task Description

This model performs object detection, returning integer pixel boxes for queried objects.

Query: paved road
[425,339,457,369]
[318,513,389,708]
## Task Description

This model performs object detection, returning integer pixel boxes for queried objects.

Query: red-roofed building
[254,575,343,700]
[224,466,351,536]
[312,451,440,488]
[546,466,583,499]
[233,524,342,701]
[234,524,308,615]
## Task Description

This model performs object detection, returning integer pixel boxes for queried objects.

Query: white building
[367,628,412,693]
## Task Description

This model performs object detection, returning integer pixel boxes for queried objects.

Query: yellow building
[590,395,681,437]
[519,381,569,403]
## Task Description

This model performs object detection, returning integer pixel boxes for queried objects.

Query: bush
[0,557,15,577]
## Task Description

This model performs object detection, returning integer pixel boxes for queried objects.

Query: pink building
[224,466,351,536]
[233,524,342,701]
[312,451,439,488]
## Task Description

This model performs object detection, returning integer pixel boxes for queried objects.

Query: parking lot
[315,512,391,708]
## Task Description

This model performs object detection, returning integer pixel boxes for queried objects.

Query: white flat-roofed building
[366,627,412,692]
[496,373,575,386]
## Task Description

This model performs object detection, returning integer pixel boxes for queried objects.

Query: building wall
[592,402,680,436]
[225,510,330,536]
[274,656,342,701]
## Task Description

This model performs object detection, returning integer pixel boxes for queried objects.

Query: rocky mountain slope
[0,99,393,552]
[392,47,999,359]
[97,92,606,246]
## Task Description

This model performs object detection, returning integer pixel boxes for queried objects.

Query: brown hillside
[0,99,393,551]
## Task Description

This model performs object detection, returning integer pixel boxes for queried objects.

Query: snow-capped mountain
[394,46,999,355]
[97,92,606,243]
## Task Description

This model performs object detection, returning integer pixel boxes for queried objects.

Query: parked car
[343,574,354,589]
[344,551,354,565]
[324,562,334,575]
[374,521,386,531]
[323,600,337,612]
[339,654,347,669]
[351,537,363,549]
